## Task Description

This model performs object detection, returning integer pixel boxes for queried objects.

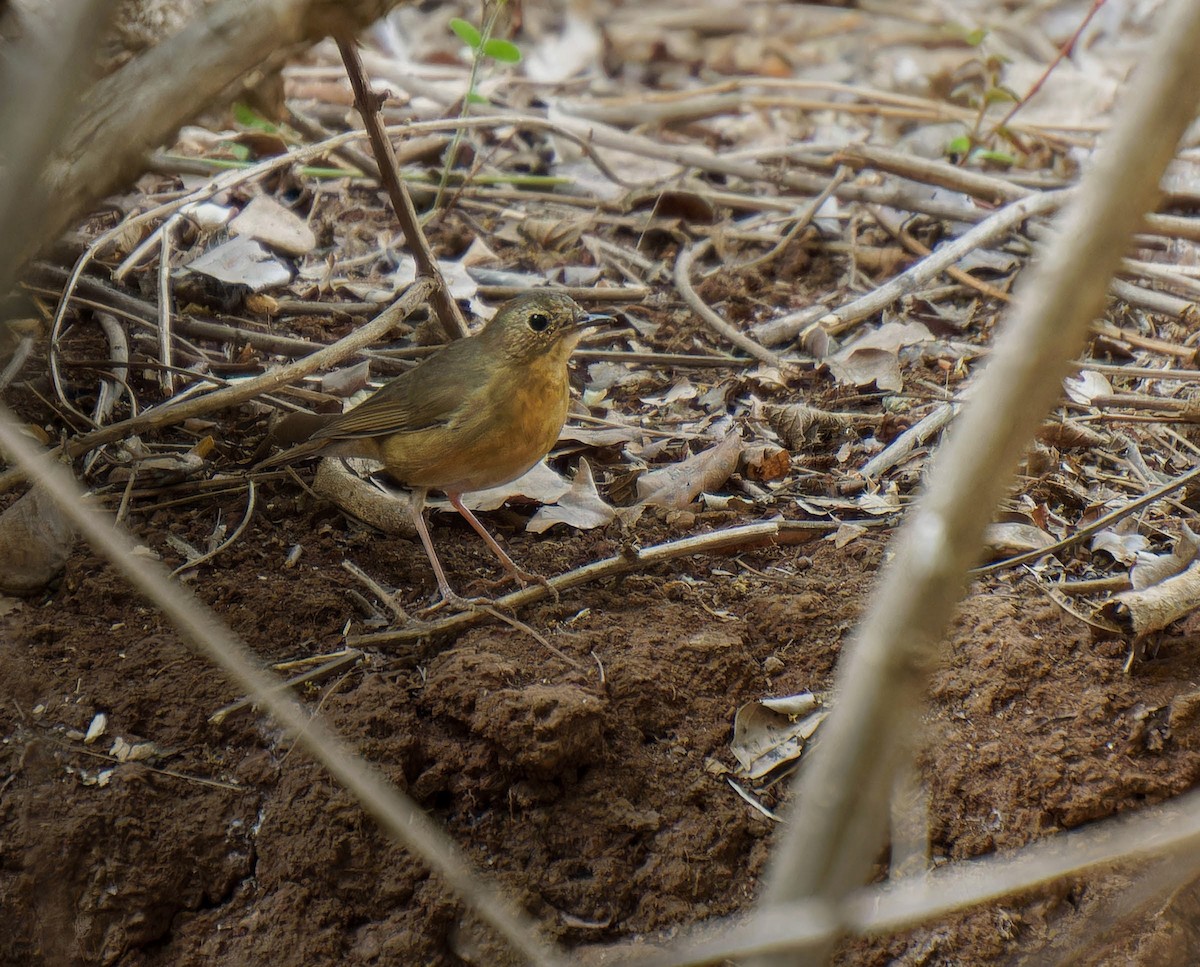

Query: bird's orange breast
[377,358,570,494]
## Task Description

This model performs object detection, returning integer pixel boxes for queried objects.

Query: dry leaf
[1131,524,1200,591]
[636,426,744,509]
[1063,370,1113,406]
[229,195,316,256]
[983,522,1054,559]
[741,444,790,482]
[187,236,292,291]
[528,459,616,533]
[730,692,828,781]
[1091,520,1150,567]
[460,461,570,513]
[826,321,933,392]
[763,403,851,450]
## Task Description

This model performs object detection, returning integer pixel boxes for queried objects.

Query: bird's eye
[528,312,551,332]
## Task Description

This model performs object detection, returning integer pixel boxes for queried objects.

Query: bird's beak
[575,310,616,329]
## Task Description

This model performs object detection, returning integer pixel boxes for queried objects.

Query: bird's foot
[471,567,559,602]
[417,588,492,617]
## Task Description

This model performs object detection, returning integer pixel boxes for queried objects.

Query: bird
[257,290,612,608]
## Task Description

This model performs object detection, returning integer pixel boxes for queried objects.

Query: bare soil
[6,492,1200,965]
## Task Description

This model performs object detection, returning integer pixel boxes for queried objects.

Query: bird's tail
[252,412,338,471]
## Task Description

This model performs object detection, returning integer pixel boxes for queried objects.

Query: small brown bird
[259,290,611,606]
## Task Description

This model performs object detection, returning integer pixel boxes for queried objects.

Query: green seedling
[430,4,523,212]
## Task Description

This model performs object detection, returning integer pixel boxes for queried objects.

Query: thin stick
[754,5,1200,966]
[348,520,876,647]
[760,190,1066,347]
[170,480,257,577]
[0,278,435,494]
[334,32,469,342]
[674,238,784,367]
[156,213,180,394]
[0,407,559,967]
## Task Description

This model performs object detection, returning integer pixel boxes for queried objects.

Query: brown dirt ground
[6,486,1200,966]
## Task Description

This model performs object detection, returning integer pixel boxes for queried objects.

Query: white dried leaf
[229,195,316,256]
[1131,524,1200,591]
[637,426,744,509]
[528,460,616,533]
[187,236,292,291]
[458,461,571,513]
[984,522,1054,558]
[731,692,829,780]
[1092,527,1150,566]
[1063,370,1113,405]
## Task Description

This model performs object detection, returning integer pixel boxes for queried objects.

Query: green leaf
[945,135,971,156]
[983,86,1019,106]
[481,37,522,63]
[465,91,490,105]
[232,102,277,134]
[972,148,1016,166]
[964,27,987,46]
[449,17,482,49]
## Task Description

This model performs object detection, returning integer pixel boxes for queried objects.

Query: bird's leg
[407,488,486,614]
[448,493,555,598]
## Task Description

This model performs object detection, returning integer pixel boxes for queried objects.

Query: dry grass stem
[755,3,1200,965]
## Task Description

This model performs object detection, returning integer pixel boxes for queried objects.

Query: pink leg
[448,493,541,587]
[406,487,461,603]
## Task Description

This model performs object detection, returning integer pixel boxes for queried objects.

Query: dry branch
[754,3,1200,965]
[33,0,402,270]
[0,410,559,967]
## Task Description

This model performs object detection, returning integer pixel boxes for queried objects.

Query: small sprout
[482,37,522,64]
[448,17,482,48]
[972,148,1017,167]
[946,135,972,157]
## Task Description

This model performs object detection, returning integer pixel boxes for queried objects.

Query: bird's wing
[310,339,488,441]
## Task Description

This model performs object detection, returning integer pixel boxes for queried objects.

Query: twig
[753,5,1200,965]
[868,206,1014,304]
[476,605,584,669]
[156,213,181,394]
[335,32,469,341]
[674,239,785,367]
[341,559,415,623]
[993,0,1108,134]
[170,480,257,577]
[757,189,1067,347]
[348,520,871,647]
[0,278,435,494]
[852,403,960,486]
[732,168,849,275]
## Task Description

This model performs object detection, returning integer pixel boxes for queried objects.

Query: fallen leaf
[741,444,790,482]
[1063,370,1113,406]
[459,461,570,512]
[636,426,744,509]
[984,522,1054,559]
[1131,523,1200,591]
[187,236,292,291]
[826,321,933,391]
[229,195,316,256]
[528,459,616,533]
[731,692,828,781]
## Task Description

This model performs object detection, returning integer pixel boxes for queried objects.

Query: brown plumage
[258,290,610,606]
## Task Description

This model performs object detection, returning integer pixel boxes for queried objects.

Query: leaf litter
[8,1,1200,964]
